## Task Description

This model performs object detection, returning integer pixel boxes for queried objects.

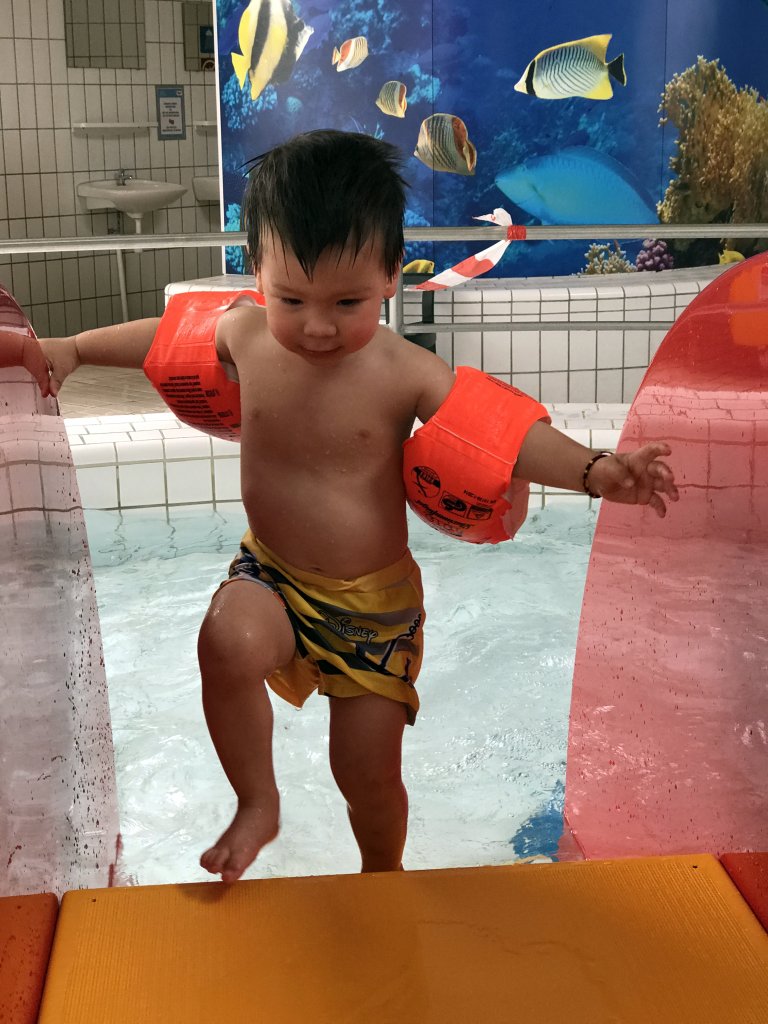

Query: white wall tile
[540,372,568,404]
[595,369,623,403]
[14,38,33,83]
[540,330,567,371]
[0,39,17,84]
[453,331,482,366]
[511,331,539,372]
[569,330,596,370]
[568,371,596,403]
[482,331,512,373]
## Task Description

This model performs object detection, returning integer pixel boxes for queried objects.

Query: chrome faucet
[114,169,133,186]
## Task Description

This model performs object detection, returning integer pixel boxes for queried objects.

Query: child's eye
[280,297,301,306]
[337,299,361,307]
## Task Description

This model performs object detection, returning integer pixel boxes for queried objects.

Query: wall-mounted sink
[192,175,220,203]
[77,178,187,231]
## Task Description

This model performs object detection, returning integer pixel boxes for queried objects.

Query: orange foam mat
[720,853,768,932]
[0,892,58,1024]
[39,855,768,1024]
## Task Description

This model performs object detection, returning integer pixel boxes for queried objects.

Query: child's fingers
[648,460,679,498]
[648,491,667,517]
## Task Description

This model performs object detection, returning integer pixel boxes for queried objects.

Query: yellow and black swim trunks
[217,531,425,724]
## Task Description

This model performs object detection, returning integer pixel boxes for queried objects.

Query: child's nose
[303,318,337,338]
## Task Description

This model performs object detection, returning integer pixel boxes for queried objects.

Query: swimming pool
[84,502,596,885]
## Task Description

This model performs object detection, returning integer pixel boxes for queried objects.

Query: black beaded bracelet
[582,451,613,499]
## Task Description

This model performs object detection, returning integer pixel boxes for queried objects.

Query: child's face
[256,238,398,367]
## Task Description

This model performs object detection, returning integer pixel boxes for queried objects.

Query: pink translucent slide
[0,285,120,897]
[563,254,768,859]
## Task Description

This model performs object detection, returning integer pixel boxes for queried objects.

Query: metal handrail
[0,222,766,255]
[0,222,762,336]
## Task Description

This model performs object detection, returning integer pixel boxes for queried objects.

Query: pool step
[23,854,768,1024]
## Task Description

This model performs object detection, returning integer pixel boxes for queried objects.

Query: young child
[3,130,679,883]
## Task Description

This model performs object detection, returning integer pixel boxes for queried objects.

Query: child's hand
[38,337,81,397]
[0,330,53,396]
[586,443,679,517]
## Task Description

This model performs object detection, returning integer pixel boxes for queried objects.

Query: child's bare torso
[227,311,428,578]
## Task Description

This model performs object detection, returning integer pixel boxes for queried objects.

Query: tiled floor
[57,366,167,418]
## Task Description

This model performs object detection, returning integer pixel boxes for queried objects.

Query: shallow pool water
[84,503,596,885]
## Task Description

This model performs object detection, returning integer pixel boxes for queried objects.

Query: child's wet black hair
[241,129,408,280]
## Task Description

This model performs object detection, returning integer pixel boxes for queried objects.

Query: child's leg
[197,580,296,883]
[328,693,409,872]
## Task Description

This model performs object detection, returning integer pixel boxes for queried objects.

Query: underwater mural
[214,0,768,278]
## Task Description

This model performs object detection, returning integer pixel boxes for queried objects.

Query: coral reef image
[658,56,768,265]
[215,0,768,278]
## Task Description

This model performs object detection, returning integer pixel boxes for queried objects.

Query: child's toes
[200,844,229,874]
[221,858,247,884]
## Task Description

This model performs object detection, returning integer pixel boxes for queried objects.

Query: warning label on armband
[439,491,492,521]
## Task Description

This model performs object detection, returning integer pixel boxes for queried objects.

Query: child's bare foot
[200,797,280,883]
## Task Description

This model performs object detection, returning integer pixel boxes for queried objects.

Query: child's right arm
[0,317,161,398]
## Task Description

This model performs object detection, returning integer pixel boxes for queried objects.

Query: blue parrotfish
[515,34,626,100]
[495,147,657,224]
[231,0,313,102]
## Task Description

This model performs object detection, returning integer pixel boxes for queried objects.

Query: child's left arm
[514,420,679,517]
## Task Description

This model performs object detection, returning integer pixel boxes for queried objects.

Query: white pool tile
[128,429,164,441]
[71,442,117,466]
[76,465,118,508]
[82,431,132,443]
[211,437,240,456]
[213,457,241,501]
[163,435,213,459]
[116,439,165,463]
[166,460,213,504]
[118,462,166,507]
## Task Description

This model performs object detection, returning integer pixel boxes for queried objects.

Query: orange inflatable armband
[143,289,265,441]
[402,367,550,543]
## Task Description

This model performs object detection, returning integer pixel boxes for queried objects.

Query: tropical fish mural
[414,114,477,175]
[515,35,626,100]
[495,147,657,224]
[376,80,407,118]
[215,0,768,277]
[230,0,314,102]
[332,36,368,71]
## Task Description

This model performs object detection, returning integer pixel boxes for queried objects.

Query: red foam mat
[0,892,59,1024]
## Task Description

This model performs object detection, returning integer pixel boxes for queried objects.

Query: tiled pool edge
[66,404,629,512]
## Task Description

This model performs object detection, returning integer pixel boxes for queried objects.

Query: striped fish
[231,0,313,102]
[414,114,476,176]
[332,36,368,71]
[514,34,626,100]
[375,80,407,118]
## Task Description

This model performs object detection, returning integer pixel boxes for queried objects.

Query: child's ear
[383,263,402,300]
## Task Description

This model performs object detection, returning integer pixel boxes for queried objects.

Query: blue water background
[215,0,768,277]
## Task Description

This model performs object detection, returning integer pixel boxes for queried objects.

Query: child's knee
[197,583,296,681]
